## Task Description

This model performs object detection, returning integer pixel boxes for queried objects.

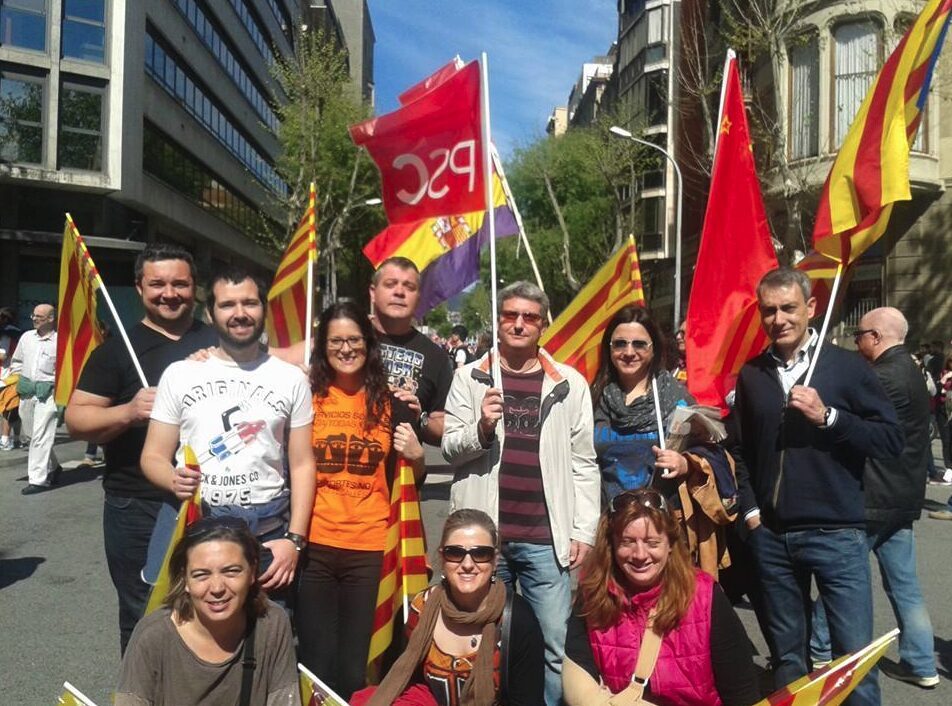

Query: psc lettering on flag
[349,61,484,224]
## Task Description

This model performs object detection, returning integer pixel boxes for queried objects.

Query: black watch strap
[284,531,307,551]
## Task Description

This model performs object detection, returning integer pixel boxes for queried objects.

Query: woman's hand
[186,346,218,362]
[259,539,299,590]
[393,422,424,461]
[652,446,688,479]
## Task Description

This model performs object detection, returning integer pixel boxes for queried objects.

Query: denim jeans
[811,527,936,677]
[103,494,167,655]
[749,525,879,706]
[496,541,571,706]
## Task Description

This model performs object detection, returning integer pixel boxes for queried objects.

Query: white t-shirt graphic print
[151,354,313,508]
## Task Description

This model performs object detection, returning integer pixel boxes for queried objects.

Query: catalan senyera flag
[685,51,778,412]
[754,629,897,705]
[266,183,317,348]
[367,459,429,672]
[298,662,350,706]
[540,237,644,383]
[57,681,99,706]
[812,0,952,263]
[54,215,104,406]
[144,445,203,616]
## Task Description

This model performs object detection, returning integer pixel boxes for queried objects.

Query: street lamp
[609,125,683,329]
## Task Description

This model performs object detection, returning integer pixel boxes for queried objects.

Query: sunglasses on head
[440,545,496,564]
[608,488,668,516]
[185,516,249,539]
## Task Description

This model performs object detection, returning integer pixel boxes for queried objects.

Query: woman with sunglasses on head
[116,517,300,706]
[563,490,759,706]
[592,306,695,501]
[295,301,424,701]
[353,509,544,706]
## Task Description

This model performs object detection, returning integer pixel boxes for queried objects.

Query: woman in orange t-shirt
[295,301,424,700]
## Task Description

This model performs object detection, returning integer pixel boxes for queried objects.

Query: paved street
[1,439,951,704]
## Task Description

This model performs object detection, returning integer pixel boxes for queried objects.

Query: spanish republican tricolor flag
[367,459,429,674]
[755,629,897,705]
[266,183,317,347]
[144,445,203,616]
[540,236,644,383]
[812,0,952,263]
[54,215,104,406]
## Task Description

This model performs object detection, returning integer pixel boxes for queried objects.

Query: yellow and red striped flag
[754,629,897,705]
[367,459,429,672]
[267,183,317,347]
[812,0,952,263]
[57,681,99,706]
[298,662,350,706]
[54,215,104,406]
[540,236,645,383]
[144,445,203,616]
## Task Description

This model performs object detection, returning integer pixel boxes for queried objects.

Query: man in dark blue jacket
[733,268,902,706]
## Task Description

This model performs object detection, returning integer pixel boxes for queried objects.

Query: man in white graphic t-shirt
[141,266,315,592]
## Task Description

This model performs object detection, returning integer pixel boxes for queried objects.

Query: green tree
[271,30,385,303]
[460,283,491,334]
[423,304,452,338]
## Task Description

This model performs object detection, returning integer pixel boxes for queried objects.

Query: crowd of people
[2,243,949,706]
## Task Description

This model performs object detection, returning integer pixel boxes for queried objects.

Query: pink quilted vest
[587,570,721,706]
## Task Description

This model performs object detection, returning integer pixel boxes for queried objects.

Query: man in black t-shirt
[65,243,216,654]
[369,257,454,446]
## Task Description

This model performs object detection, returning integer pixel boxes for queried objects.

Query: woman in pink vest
[563,489,760,705]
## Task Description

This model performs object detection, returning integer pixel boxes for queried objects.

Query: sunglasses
[440,545,496,564]
[327,335,366,351]
[185,516,249,538]
[851,329,877,341]
[500,310,544,326]
[610,338,653,352]
[609,489,668,516]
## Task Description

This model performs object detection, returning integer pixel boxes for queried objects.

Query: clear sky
[366,1,618,158]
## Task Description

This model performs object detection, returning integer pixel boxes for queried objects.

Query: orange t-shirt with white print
[310,385,392,551]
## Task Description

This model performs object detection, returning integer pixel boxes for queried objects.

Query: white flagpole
[480,52,501,384]
[803,263,844,387]
[62,681,100,706]
[649,375,666,487]
[303,184,316,367]
[715,49,736,153]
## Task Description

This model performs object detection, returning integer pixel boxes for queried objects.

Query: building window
[891,16,926,153]
[646,70,667,126]
[833,20,881,147]
[0,0,46,51]
[788,37,819,159]
[58,82,103,170]
[61,0,105,63]
[0,72,43,164]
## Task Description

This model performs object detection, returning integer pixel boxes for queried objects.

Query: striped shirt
[498,367,552,544]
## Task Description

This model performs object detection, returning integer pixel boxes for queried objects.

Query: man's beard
[218,318,265,350]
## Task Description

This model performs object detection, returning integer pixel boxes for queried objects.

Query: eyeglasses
[610,338,653,352]
[327,335,366,351]
[609,489,668,516]
[440,545,496,564]
[851,329,877,341]
[185,516,249,539]
[500,310,544,326]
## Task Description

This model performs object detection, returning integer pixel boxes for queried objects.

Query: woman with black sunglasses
[295,301,424,701]
[352,509,544,706]
[591,306,694,501]
[116,517,300,706]
[563,490,759,706]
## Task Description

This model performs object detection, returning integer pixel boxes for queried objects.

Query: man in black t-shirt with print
[369,257,454,446]
[65,243,217,654]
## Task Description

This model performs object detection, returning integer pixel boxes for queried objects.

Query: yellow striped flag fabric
[540,236,645,383]
[267,183,317,347]
[367,459,429,671]
[754,629,897,705]
[812,0,952,263]
[144,445,203,616]
[57,681,99,706]
[298,663,350,706]
[54,215,104,406]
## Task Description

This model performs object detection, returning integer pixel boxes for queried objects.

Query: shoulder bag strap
[610,610,662,706]
[499,585,515,703]
[238,618,257,706]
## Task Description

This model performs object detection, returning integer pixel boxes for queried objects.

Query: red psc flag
[685,52,778,413]
[349,61,485,224]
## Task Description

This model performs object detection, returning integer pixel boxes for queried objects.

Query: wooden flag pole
[480,52,501,384]
[803,262,844,387]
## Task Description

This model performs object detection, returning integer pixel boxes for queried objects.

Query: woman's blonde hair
[577,495,695,634]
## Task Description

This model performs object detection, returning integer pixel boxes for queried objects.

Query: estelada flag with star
[685,49,777,413]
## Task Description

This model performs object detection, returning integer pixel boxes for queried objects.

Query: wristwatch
[822,406,833,426]
[284,531,307,552]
